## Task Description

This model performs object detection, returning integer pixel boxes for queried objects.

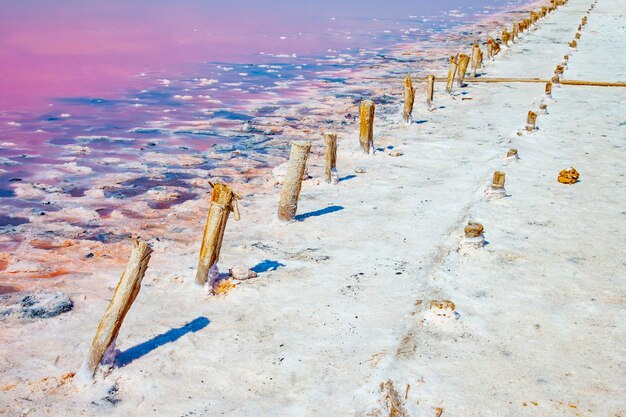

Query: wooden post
[487,38,494,60]
[526,111,537,131]
[551,74,560,85]
[569,40,577,48]
[512,23,519,42]
[545,82,553,97]
[81,240,153,379]
[464,222,484,238]
[555,65,564,76]
[575,32,581,40]
[501,29,510,47]
[470,42,480,77]
[493,39,501,56]
[457,54,470,87]
[403,73,415,123]
[278,141,312,221]
[359,100,375,153]
[324,133,338,184]
[426,74,435,109]
[582,16,587,26]
[507,148,518,158]
[446,54,459,93]
[492,171,506,189]
[196,183,239,286]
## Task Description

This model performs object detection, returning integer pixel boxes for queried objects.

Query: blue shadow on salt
[295,205,344,222]
[115,317,210,368]
[251,260,286,274]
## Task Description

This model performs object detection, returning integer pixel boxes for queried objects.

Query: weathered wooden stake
[278,141,312,221]
[575,32,581,40]
[324,133,338,184]
[359,100,376,153]
[403,73,416,123]
[492,171,506,189]
[569,40,577,48]
[81,240,153,379]
[512,23,519,42]
[545,82,553,97]
[487,38,494,60]
[493,39,501,56]
[426,74,435,109]
[501,30,509,47]
[470,42,480,77]
[446,54,459,93]
[507,148,519,158]
[196,183,239,285]
[555,64,564,76]
[457,54,470,87]
[526,111,537,131]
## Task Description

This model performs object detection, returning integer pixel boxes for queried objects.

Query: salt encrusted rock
[229,265,258,281]
[558,167,580,184]
[0,291,73,320]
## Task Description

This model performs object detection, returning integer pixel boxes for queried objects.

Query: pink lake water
[0,0,532,238]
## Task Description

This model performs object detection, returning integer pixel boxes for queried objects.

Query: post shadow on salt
[295,205,344,221]
[115,316,210,368]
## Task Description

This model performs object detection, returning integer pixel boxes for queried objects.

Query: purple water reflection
[0,0,531,235]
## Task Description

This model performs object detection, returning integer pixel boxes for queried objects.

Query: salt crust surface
[0,0,624,415]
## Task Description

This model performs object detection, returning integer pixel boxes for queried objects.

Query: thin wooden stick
[545,82,553,97]
[403,73,415,123]
[359,100,376,153]
[446,54,459,93]
[561,80,626,87]
[80,240,153,379]
[324,133,338,184]
[278,141,311,221]
[196,183,239,285]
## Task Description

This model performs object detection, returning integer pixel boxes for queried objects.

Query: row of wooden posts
[80,0,574,380]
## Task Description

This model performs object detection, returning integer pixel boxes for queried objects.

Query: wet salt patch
[0,157,18,165]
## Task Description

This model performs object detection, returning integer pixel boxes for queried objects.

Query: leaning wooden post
[456,54,470,87]
[324,133,338,184]
[526,111,537,131]
[278,141,312,221]
[446,54,459,93]
[195,183,240,286]
[426,74,435,110]
[403,73,415,123]
[80,240,153,379]
[359,100,375,153]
